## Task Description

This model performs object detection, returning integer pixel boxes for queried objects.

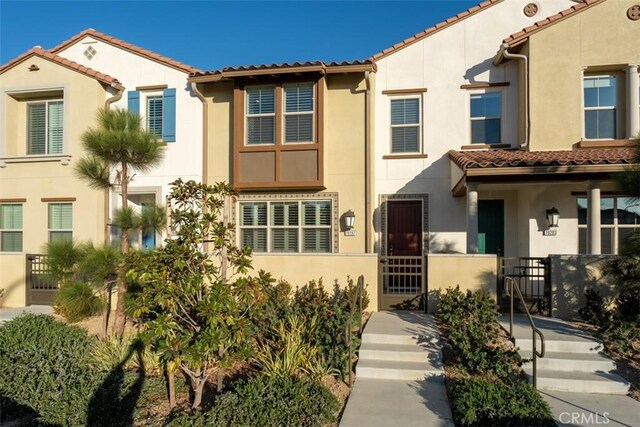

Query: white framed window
[146,95,163,138]
[27,100,63,155]
[48,202,72,242]
[239,199,332,253]
[283,83,314,144]
[470,91,502,144]
[246,86,276,145]
[390,97,421,153]
[584,76,617,139]
[577,196,640,254]
[0,204,23,252]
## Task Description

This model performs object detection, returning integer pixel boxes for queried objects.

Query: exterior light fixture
[344,210,356,230]
[546,207,560,228]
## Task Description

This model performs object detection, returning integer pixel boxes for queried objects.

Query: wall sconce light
[546,207,560,228]
[344,210,356,230]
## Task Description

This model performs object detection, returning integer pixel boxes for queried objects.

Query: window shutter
[163,88,176,142]
[127,91,140,114]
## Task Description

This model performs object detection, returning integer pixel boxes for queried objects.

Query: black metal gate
[26,254,58,306]
[498,257,551,316]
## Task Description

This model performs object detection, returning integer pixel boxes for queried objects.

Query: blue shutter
[162,88,176,142]
[127,91,140,114]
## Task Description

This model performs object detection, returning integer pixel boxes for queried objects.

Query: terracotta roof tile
[370,0,503,60]
[503,0,605,46]
[448,148,636,170]
[0,46,120,86]
[49,28,202,74]
[191,59,374,78]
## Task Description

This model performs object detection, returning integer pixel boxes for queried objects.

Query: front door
[380,200,425,310]
[478,200,504,255]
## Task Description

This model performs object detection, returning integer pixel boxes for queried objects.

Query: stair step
[515,338,603,354]
[359,343,442,364]
[524,368,631,394]
[361,333,420,346]
[520,350,616,372]
[356,359,444,381]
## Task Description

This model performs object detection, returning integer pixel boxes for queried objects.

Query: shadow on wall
[429,233,463,254]
[550,255,615,320]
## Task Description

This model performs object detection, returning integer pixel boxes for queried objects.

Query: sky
[0,1,478,71]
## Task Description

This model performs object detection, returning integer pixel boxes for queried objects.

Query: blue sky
[1,1,477,70]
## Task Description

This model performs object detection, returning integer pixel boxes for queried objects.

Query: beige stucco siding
[528,0,640,150]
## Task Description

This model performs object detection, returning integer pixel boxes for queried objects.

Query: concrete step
[361,333,419,346]
[520,350,616,372]
[525,368,631,395]
[515,337,603,354]
[358,342,441,364]
[356,359,444,381]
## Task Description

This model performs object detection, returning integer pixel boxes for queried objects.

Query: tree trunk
[167,368,176,409]
[192,379,206,409]
[114,163,130,336]
[102,282,112,337]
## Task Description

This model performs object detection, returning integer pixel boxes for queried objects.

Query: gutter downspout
[364,71,372,253]
[500,44,529,149]
[104,82,125,245]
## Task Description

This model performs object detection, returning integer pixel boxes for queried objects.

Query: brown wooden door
[387,200,422,256]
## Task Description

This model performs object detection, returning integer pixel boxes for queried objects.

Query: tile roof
[0,46,120,86]
[49,28,202,74]
[448,148,636,170]
[370,0,503,61]
[503,0,605,47]
[190,60,375,78]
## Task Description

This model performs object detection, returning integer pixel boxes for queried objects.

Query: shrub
[599,319,640,356]
[54,280,105,322]
[449,377,555,427]
[579,289,612,325]
[0,314,100,425]
[206,375,339,427]
[88,333,162,373]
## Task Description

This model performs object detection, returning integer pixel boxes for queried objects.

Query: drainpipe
[364,71,372,253]
[190,82,208,185]
[500,44,529,149]
[103,82,125,244]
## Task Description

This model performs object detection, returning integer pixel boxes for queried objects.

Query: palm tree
[76,107,164,335]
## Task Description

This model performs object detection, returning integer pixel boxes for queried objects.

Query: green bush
[579,289,612,325]
[0,314,100,425]
[449,377,555,427]
[207,375,339,426]
[54,280,105,322]
[599,319,640,356]
[88,333,162,373]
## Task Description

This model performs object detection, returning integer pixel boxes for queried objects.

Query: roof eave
[188,63,376,83]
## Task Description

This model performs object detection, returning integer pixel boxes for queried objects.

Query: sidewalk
[0,305,53,323]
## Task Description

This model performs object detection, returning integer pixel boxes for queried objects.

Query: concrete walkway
[0,305,53,323]
[340,311,453,427]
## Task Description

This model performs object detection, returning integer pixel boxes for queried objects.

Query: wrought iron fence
[498,257,551,316]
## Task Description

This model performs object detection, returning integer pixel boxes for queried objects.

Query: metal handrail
[505,276,545,388]
[346,275,365,387]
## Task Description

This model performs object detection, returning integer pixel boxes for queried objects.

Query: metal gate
[378,256,426,310]
[498,257,551,316]
[26,254,58,306]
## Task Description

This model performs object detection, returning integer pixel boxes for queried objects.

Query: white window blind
[240,202,268,252]
[271,202,299,252]
[28,101,63,155]
[0,204,23,252]
[284,84,314,143]
[48,203,73,242]
[302,201,331,253]
[390,98,420,153]
[147,96,163,137]
[246,87,275,145]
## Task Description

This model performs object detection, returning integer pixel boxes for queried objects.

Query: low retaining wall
[0,255,26,307]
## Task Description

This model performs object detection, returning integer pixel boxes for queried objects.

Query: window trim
[468,89,504,145]
[389,95,422,155]
[26,98,64,156]
[583,75,618,140]
[0,203,23,253]
[47,202,73,243]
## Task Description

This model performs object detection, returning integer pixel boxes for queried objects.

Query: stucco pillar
[627,64,640,138]
[587,182,601,255]
[466,182,479,254]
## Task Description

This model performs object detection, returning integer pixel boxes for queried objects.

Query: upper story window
[584,76,617,139]
[48,202,72,242]
[246,86,276,145]
[284,84,314,143]
[146,95,164,138]
[0,204,23,252]
[577,196,639,254]
[390,97,420,153]
[27,100,63,155]
[127,89,176,142]
[470,92,502,144]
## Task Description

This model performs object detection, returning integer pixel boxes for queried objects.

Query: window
[284,84,314,143]
[48,203,72,242]
[146,96,163,138]
[390,98,420,153]
[239,200,332,253]
[584,76,617,139]
[246,86,276,145]
[0,204,23,252]
[470,92,501,144]
[27,100,63,155]
[127,89,176,142]
[577,196,639,254]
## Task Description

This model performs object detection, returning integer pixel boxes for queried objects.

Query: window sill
[383,154,429,160]
[577,139,633,149]
[0,155,71,167]
[461,144,512,150]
